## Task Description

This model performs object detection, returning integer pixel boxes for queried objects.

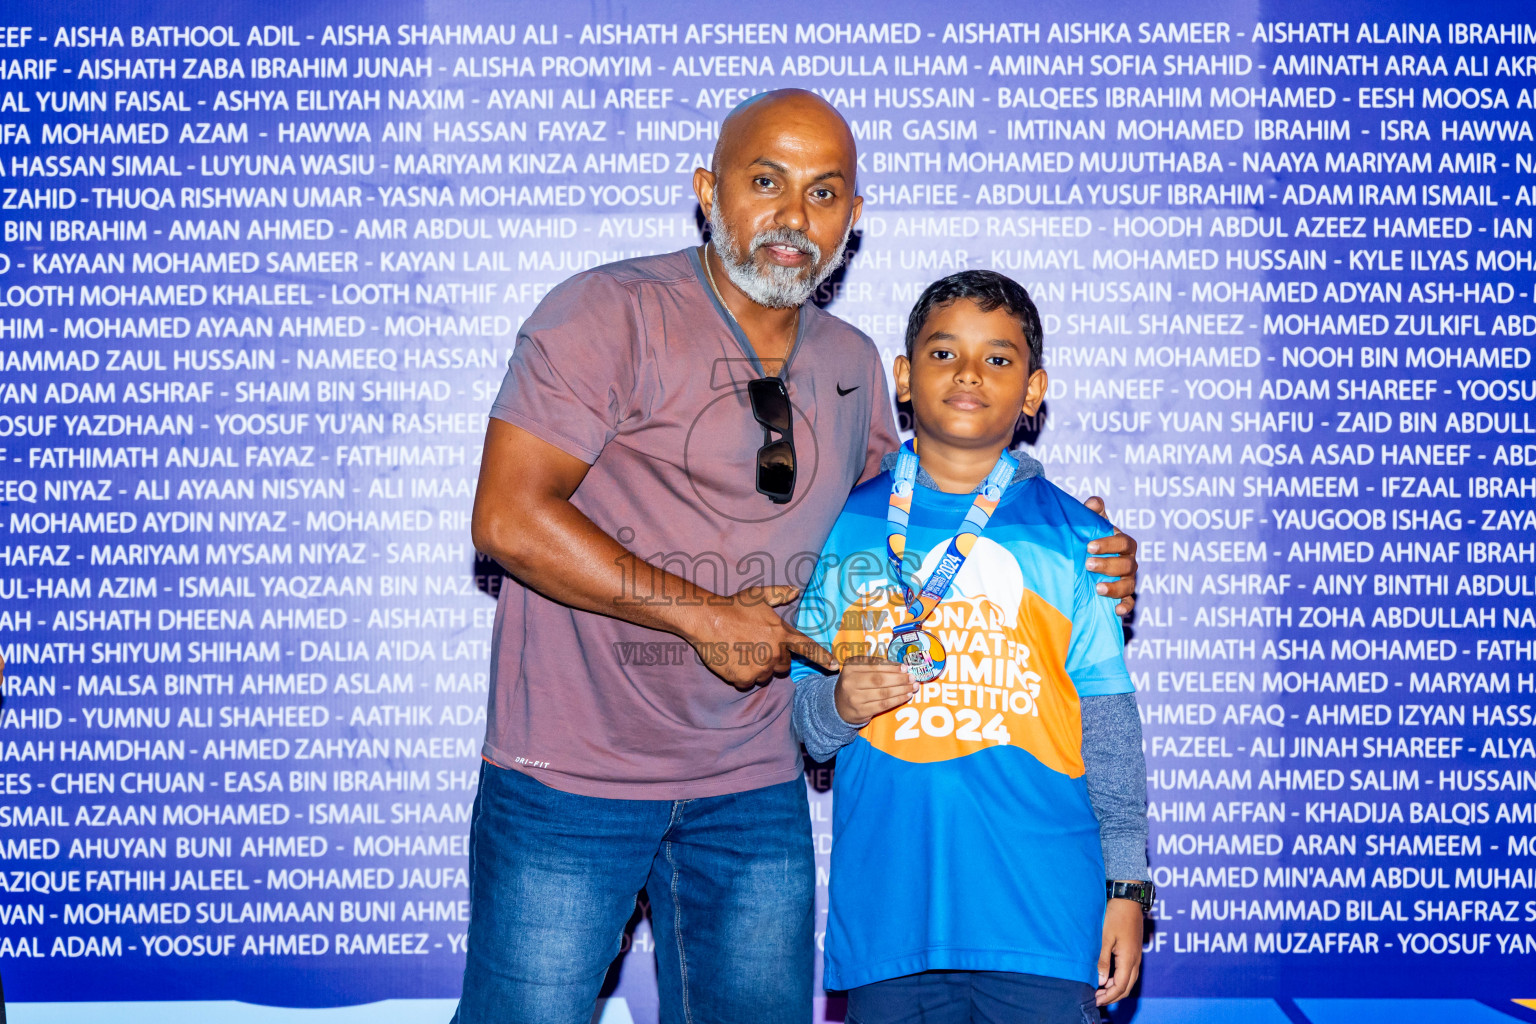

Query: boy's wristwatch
[1106,880,1156,911]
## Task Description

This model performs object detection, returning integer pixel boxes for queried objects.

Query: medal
[887,624,946,683]
[884,440,1016,681]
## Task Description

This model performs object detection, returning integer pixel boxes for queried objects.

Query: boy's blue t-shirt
[792,465,1134,991]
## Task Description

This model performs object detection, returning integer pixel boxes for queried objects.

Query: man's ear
[849,193,864,230]
[893,354,912,403]
[1021,368,1048,417]
[692,166,717,218]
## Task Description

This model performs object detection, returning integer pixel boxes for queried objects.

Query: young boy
[792,270,1151,1023]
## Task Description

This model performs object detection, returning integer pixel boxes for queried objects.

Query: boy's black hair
[903,270,1043,373]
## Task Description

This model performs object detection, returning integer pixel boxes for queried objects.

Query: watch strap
[1106,879,1155,911]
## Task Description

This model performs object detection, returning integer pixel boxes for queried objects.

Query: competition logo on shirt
[834,537,1085,777]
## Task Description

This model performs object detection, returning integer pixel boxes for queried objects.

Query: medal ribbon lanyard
[885,440,1018,639]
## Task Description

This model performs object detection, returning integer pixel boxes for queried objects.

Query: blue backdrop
[1,1,1534,1022]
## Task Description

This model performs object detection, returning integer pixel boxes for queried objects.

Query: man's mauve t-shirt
[486,248,899,799]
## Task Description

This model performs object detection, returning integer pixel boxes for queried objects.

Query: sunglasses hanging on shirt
[748,376,796,504]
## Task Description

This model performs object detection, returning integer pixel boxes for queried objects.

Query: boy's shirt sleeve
[1064,518,1135,697]
[790,514,865,760]
[791,516,849,687]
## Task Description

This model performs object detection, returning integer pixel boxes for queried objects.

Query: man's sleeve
[857,346,900,485]
[791,521,862,761]
[489,272,641,464]
[1064,519,1135,697]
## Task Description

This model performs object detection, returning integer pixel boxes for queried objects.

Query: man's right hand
[683,585,837,691]
[834,656,916,725]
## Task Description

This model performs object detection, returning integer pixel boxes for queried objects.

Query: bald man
[457,91,1139,1024]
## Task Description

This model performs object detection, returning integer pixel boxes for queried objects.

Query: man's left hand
[1083,495,1137,618]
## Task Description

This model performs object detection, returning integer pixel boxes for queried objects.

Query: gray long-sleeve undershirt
[1081,690,1150,881]
[793,680,1150,881]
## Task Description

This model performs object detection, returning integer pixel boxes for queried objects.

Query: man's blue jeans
[452,761,814,1024]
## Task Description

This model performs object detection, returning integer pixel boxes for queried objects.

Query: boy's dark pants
[848,970,1099,1024]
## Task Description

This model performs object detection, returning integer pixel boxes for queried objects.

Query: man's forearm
[470,419,716,641]
[474,495,716,639]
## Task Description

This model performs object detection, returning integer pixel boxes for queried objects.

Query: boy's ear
[1021,368,1048,417]
[893,354,912,403]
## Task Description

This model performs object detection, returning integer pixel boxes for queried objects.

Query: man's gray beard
[708,201,852,310]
